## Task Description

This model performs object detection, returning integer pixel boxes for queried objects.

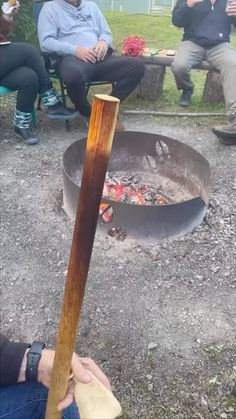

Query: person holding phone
[0,1,78,145]
[171,0,236,145]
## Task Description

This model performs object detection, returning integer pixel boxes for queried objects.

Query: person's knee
[19,42,40,59]
[61,66,84,86]
[222,56,236,72]
[133,59,145,78]
[123,57,145,79]
[21,68,39,91]
[172,58,190,76]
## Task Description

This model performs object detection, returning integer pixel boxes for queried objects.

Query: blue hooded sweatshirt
[38,0,113,56]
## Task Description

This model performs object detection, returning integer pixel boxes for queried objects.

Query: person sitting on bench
[37,0,145,131]
[171,0,236,144]
[0,1,78,145]
[0,333,110,418]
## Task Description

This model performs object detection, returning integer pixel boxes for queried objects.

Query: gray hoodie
[38,0,113,56]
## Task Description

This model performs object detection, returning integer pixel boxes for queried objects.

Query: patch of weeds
[204,344,235,361]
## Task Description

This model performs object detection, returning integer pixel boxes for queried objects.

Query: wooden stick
[45,94,120,419]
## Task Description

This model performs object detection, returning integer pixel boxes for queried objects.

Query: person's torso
[48,0,101,47]
[183,0,232,46]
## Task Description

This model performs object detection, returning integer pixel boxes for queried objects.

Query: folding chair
[32,0,112,130]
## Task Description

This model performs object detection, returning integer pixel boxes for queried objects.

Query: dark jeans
[0,382,80,419]
[0,43,53,113]
[59,54,145,116]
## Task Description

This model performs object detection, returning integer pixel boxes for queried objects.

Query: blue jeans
[0,382,80,419]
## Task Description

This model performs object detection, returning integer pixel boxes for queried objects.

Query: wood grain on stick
[45,94,120,419]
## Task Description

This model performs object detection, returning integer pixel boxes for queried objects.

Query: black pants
[59,54,145,116]
[0,42,52,113]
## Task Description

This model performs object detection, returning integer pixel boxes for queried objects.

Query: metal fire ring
[63,131,211,240]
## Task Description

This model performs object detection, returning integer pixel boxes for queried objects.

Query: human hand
[93,40,108,61]
[75,47,97,63]
[2,1,19,16]
[226,0,236,16]
[186,0,203,7]
[37,349,111,411]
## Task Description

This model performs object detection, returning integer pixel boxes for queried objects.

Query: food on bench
[166,50,176,56]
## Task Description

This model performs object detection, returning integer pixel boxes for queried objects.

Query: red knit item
[122,36,145,57]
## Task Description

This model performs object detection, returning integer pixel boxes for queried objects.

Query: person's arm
[0,334,30,385]
[226,0,236,25]
[0,8,13,40]
[172,0,203,27]
[37,4,77,56]
[93,3,112,46]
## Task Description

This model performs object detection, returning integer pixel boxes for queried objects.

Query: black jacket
[172,0,236,47]
[0,334,29,385]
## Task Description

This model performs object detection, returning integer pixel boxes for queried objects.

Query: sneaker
[212,123,236,145]
[47,102,79,120]
[14,126,39,145]
[179,89,193,107]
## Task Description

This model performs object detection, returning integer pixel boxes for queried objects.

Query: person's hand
[93,40,109,61]
[2,1,19,17]
[37,349,111,411]
[186,0,203,7]
[75,47,97,63]
[226,0,236,16]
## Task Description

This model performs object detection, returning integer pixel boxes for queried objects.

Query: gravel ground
[0,106,236,419]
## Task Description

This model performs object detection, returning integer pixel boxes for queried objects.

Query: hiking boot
[212,123,236,145]
[47,102,79,120]
[14,126,39,145]
[179,89,193,107]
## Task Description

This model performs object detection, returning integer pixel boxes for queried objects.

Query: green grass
[97,13,236,113]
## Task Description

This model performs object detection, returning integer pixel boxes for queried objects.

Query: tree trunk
[137,65,166,101]
[202,70,224,103]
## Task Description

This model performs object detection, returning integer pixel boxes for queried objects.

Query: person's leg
[207,42,236,144]
[91,55,145,103]
[59,55,95,117]
[0,42,77,124]
[0,43,51,93]
[171,40,205,106]
[0,382,80,419]
[206,43,236,111]
[1,66,40,145]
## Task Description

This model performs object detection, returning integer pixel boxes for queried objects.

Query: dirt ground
[0,107,236,419]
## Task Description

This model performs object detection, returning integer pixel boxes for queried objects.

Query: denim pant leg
[0,382,80,419]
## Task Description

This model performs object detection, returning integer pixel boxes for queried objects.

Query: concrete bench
[138,55,224,103]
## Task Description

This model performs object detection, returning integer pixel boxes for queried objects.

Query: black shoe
[14,126,39,145]
[47,103,79,120]
[179,89,193,107]
[212,124,236,145]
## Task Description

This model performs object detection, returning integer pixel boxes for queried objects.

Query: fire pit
[63,131,210,240]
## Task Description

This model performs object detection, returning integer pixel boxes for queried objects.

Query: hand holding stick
[45,94,120,419]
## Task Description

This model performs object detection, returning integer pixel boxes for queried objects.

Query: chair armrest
[41,52,60,75]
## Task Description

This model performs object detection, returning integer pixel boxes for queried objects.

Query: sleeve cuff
[0,341,30,385]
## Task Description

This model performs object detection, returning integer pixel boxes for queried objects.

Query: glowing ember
[99,172,170,222]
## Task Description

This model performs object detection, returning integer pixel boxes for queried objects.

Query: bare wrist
[37,349,55,385]
[2,13,13,21]
[186,0,196,7]
[18,348,30,382]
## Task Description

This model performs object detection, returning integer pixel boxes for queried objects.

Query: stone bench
[138,55,224,103]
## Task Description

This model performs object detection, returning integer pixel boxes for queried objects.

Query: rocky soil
[0,105,235,418]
